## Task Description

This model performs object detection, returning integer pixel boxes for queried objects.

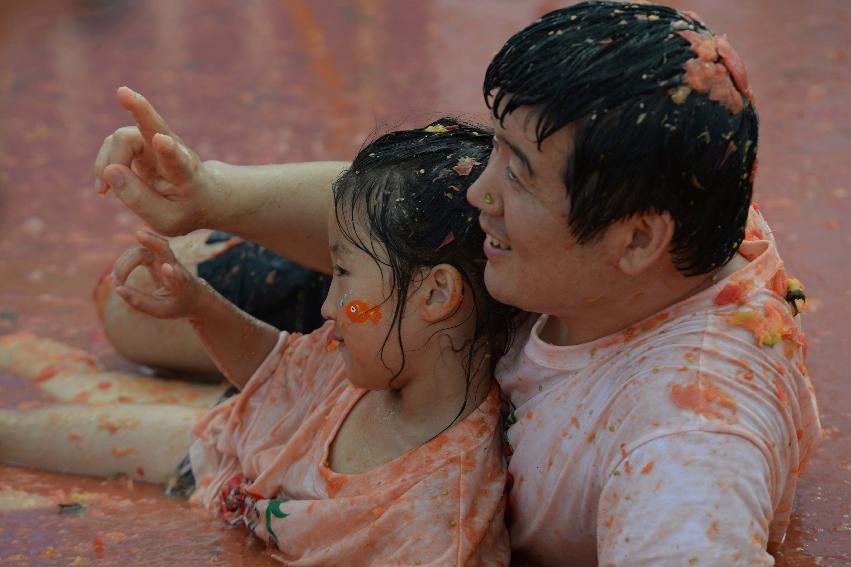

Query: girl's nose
[320,293,336,321]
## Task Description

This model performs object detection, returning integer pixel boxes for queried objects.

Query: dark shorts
[196,232,331,333]
[165,233,330,497]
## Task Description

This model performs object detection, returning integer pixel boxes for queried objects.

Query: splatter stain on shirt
[714,280,753,306]
[495,207,820,566]
[189,323,509,565]
[669,378,738,421]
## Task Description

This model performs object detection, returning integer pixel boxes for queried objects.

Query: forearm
[204,160,348,273]
[189,282,281,389]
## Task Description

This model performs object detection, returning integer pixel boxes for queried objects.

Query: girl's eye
[333,264,348,276]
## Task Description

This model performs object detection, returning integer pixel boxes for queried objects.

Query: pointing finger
[117,86,172,146]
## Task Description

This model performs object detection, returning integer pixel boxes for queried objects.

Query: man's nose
[468,166,502,215]
[468,171,490,209]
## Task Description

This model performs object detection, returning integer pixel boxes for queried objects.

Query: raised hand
[113,230,207,320]
[94,87,214,236]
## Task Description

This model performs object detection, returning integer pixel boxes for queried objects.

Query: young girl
[1,119,517,565]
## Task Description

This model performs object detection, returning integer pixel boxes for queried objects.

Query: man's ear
[616,212,675,276]
[418,264,465,323]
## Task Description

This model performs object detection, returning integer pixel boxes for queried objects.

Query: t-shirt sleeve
[597,431,777,567]
[190,323,343,509]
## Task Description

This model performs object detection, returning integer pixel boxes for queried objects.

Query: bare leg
[97,231,228,379]
[0,403,206,484]
[0,333,226,407]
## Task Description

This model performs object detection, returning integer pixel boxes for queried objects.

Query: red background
[1,1,848,565]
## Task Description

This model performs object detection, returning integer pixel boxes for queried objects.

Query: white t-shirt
[497,209,821,566]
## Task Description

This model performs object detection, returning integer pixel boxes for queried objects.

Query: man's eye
[505,166,519,184]
[333,264,348,276]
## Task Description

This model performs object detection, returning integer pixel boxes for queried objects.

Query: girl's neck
[328,339,491,474]
[380,339,490,439]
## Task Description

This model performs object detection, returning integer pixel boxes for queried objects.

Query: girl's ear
[419,264,465,323]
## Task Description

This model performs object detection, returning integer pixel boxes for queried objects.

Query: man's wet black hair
[484,1,759,276]
[333,118,519,413]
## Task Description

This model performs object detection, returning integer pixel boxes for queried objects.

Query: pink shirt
[498,209,820,566]
[188,322,510,566]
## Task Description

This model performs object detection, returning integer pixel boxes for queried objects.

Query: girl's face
[320,212,410,390]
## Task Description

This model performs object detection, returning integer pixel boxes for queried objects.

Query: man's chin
[484,262,520,308]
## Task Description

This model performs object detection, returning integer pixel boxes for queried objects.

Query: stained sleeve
[597,431,778,567]
[190,324,343,509]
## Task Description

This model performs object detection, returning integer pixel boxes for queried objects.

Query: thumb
[103,163,174,229]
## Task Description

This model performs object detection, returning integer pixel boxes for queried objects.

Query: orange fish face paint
[343,299,382,325]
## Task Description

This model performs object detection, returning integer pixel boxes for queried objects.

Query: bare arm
[202,160,343,273]
[186,280,280,390]
[94,86,343,273]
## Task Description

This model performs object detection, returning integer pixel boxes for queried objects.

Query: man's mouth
[486,234,512,251]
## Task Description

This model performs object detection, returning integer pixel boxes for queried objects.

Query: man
[94,2,819,564]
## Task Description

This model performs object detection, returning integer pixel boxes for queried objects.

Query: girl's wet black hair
[484,1,759,276]
[333,118,519,415]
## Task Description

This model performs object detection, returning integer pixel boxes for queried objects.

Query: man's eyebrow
[502,135,535,178]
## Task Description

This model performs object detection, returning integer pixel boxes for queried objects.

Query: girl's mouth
[327,335,344,352]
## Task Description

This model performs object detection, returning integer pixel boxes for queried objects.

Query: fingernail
[94,178,103,193]
[104,169,124,189]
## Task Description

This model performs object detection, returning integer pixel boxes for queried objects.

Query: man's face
[467,105,619,318]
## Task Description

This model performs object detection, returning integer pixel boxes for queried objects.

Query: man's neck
[541,253,749,347]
